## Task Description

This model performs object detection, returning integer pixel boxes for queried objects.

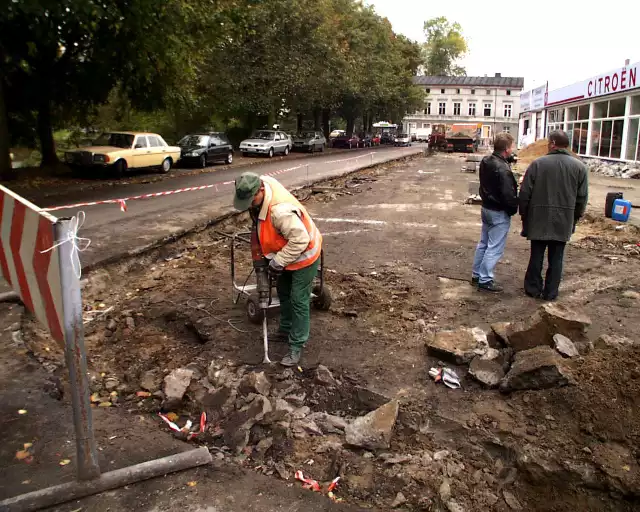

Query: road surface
[40,145,424,267]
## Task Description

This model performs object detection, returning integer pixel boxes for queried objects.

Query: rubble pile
[426,303,603,392]
[585,158,640,179]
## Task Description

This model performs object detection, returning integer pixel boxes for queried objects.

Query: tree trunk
[267,107,276,129]
[0,78,15,180]
[37,97,58,168]
[362,112,369,136]
[321,108,330,140]
[313,108,321,131]
[296,113,303,133]
[346,116,355,138]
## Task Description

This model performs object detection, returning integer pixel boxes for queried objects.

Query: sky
[368,0,639,93]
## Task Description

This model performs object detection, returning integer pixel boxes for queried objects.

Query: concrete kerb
[82,148,426,276]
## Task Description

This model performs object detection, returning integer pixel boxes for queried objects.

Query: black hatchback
[177,133,234,168]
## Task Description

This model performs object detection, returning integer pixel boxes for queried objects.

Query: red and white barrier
[0,185,64,342]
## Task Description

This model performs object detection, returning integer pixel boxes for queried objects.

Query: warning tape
[40,164,303,213]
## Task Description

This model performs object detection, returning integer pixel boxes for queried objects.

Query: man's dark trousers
[524,240,566,300]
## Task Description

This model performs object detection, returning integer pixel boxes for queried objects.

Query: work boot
[478,281,503,293]
[471,276,479,286]
[280,349,302,367]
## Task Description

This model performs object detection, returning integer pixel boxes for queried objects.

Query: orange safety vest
[258,176,322,270]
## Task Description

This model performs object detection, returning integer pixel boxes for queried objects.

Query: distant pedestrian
[471,132,518,292]
[519,130,588,301]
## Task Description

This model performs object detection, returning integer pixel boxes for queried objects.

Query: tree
[422,17,468,76]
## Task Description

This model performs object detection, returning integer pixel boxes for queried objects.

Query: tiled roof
[414,75,524,88]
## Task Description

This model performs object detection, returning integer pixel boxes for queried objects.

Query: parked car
[332,134,361,149]
[394,133,411,147]
[64,132,180,177]
[380,133,395,145]
[372,135,381,146]
[329,129,345,139]
[177,132,233,168]
[240,130,291,158]
[360,134,374,148]
[293,131,326,152]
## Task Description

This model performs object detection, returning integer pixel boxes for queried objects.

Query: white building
[518,84,548,148]
[518,59,640,163]
[403,73,525,142]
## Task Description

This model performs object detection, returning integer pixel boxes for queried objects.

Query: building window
[471,89,475,95]
[486,89,492,95]
[438,102,446,115]
[504,104,512,117]
[453,102,461,115]
[483,103,492,117]
[456,89,461,94]
[439,88,445,93]
[626,118,640,161]
[422,123,430,128]
[506,90,511,96]
[503,126,510,133]
[426,88,430,93]
[468,103,476,116]
[424,103,431,115]
[548,108,565,124]
[567,121,589,156]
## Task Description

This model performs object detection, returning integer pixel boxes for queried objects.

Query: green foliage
[1,0,427,166]
[422,17,468,76]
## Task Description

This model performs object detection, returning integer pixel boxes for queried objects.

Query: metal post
[55,219,101,481]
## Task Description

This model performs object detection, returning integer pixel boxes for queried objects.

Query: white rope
[40,211,91,279]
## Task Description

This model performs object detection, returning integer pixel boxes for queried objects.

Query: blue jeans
[472,208,511,284]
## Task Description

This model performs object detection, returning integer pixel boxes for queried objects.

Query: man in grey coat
[519,130,588,300]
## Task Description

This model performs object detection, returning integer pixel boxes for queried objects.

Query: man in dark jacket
[519,130,588,300]
[471,132,518,292]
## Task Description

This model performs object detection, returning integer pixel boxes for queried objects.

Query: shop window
[609,98,626,117]
[578,104,590,120]
[599,121,612,157]
[632,95,640,116]
[626,118,640,161]
[568,107,578,121]
[593,101,608,119]
[611,119,624,159]
[590,121,601,155]
[569,121,588,155]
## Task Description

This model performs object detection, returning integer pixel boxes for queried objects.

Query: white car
[394,134,411,147]
[240,130,291,158]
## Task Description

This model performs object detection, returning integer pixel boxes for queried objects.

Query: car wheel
[200,154,207,168]
[113,160,127,178]
[284,146,289,156]
[268,147,274,158]
[160,157,172,174]
[225,152,233,164]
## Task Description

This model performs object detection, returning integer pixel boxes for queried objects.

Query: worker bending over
[233,172,323,366]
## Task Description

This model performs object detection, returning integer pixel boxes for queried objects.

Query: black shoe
[541,294,557,302]
[478,281,503,292]
[525,291,542,299]
[471,276,479,286]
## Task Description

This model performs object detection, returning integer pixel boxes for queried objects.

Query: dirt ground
[4,153,640,511]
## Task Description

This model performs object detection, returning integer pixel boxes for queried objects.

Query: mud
[13,154,640,511]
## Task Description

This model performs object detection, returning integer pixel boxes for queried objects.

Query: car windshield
[94,133,134,149]
[253,131,275,140]
[299,132,315,138]
[178,135,210,147]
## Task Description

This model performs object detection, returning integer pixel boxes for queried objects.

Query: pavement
[35,145,424,268]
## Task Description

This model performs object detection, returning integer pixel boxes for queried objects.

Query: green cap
[233,172,261,211]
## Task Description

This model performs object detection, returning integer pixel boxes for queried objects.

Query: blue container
[611,199,632,222]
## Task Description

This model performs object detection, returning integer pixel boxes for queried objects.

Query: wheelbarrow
[230,232,332,324]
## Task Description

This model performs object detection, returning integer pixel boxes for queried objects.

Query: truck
[428,124,447,150]
[414,127,432,142]
[444,123,481,153]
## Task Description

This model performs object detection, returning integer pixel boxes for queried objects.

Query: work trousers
[276,258,319,351]
[524,240,567,300]
[472,207,511,284]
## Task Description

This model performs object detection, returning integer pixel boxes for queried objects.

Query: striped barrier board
[0,185,64,343]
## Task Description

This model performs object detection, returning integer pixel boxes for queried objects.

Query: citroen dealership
[518,60,640,163]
